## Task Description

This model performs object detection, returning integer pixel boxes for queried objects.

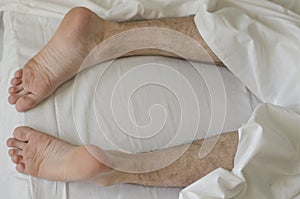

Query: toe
[16,163,26,174]
[6,138,26,150]
[11,77,22,85]
[13,126,33,141]
[15,94,41,112]
[6,138,14,147]
[11,155,23,164]
[8,149,23,157]
[9,84,23,94]
[8,89,30,105]
[14,69,23,78]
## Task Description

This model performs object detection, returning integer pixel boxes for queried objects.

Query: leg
[7,126,237,187]
[8,7,223,112]
[97,131,238,187]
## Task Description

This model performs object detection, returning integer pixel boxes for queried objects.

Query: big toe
[13,126,34,141]
[15,94,41,112]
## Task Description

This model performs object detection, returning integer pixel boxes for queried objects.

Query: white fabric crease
[194,0,300,113]
[180,104,300,199]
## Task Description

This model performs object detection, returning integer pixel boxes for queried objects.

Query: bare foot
[8,7,111,112]
[6,126,111,182]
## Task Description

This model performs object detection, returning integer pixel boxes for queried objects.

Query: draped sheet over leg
[193,0,300,113]
[188,3,300,196]
[180,103,300,199]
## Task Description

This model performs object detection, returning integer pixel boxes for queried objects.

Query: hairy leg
[97,131,238,187]
[7,127,237,187]
[8,7,223,112]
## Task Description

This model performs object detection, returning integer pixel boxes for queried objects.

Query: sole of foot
[8,7,109,112]
[7,126,111,182]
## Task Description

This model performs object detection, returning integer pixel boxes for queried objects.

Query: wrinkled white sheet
[1,0,300,199]
[0,2,260,199]
[0,0,204,21]
[181,0,300,198]
[194,0,300,113]
[180,103,300,199]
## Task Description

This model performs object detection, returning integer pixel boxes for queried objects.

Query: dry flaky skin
[7,7,236,188]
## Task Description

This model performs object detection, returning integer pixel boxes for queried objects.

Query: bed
[1,0,300,199]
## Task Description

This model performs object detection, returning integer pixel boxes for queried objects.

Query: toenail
[9,95,17,101]
[8,149,15,156]
[6,140,12,146]
[11,78,21,85]
[12,155,18,161]
[15,70,22,77]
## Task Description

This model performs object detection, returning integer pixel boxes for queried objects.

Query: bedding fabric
[184,0,300,198]
[0,0,300,199]
[180,103,300,199]
[194,0,300,113]
[0,1,259,199]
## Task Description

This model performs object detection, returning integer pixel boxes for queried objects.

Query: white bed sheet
[4,0,300,198]
[181,0,300,198]
[180,103,300,199]
[194,0,300,113]
[0,4,261,199]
